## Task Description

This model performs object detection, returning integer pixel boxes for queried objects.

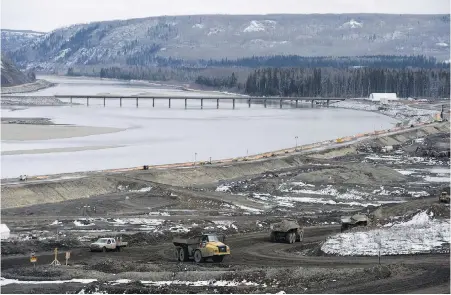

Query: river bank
[1,79,56,94]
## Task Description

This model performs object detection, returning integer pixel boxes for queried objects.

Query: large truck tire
[212,256,224,263]
[179,247,189,262]
[194,250,204,263]
[286,232,295,244]
[270,232,276,242]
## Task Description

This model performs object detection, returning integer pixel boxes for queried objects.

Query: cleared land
[1,121,449,294]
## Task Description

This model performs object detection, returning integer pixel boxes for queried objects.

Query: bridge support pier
[248,98,251,108]
[311,100,314,107]
[136,97,139,107]
[87,97,89,106]
[169,98,171,108]
[201,98,203,109]
[264,99,267,108]
[327,99,330,107]
[296,100,298,108]
[185,98,187,109]
[104,97,106,107]
[70,97,72,105]
[280,99,282,108]
[217,98,219,109]
[120,97,122,107]
[233,99,235,109]
[152,98,155,107]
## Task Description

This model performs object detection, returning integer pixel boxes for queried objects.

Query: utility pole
[295,136,298,151]
[194,152,197,166]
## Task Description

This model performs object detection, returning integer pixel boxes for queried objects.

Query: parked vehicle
[90,237,127,252]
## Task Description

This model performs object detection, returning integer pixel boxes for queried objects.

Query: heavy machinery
[90,237,128,252]
[269,219,304,244]
[173,233,230,263]
[340,214,368,232]
[439,191,450,203]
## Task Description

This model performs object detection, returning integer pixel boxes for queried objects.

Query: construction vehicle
[90,237,127,252]
[19,175,28,181]
[439,191,450,203]
[340,214,368,232]
[173,233,230,263]
[269,219,304,244]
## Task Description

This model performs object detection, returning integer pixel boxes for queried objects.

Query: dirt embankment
[0,177,150,209]
[130,123,449,186]
[2,122,448,209]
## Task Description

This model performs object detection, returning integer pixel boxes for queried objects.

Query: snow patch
[243,20,276,32]
[341,19,363,29]
[129,187,152,193]
[424,176,450,183]
[436,42,449,47]
[192,24,205,29]
[73,220,95,227]
[216,184,231,192]
[321,211,450,256]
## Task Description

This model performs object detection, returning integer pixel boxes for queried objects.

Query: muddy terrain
[1,122,450,294]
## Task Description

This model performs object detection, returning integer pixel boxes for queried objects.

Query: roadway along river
[1,76,397,178]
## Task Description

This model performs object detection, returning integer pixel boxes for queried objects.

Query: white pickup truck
[89,237,128,252]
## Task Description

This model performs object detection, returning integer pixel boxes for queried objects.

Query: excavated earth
[1,122,450,294]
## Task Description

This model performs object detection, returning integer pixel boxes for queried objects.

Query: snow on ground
[0,277,260,288]
[332,100,437,125]
[129,187,152,193]
[424,176,450,183]
[0,278,96,286]
[73,220,95,227]
[341,19,363,29]
[211,220,238,230]
[321,211,450,256]
[216,184,231,192]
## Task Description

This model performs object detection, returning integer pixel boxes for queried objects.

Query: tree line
[244,67,450,98]
[121,54,448,69]
[203,55,448,69]
[195,73,238,88]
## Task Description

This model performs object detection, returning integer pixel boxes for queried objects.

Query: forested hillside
[244,68,450,98]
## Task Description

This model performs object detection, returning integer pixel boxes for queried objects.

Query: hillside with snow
[1,54,35,87]
[1,29,46,52]
[3,14,450,69]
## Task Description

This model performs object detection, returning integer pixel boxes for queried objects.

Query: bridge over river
[49,95,346,108]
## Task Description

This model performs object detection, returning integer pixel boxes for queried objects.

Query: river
[1,76,398,178]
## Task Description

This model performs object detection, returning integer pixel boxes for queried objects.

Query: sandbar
[1,123,125,141]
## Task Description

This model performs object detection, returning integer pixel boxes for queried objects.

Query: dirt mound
[1,238,82,255]
[2,265,68,281]
[88,259,160,273]
[371,197,449,222]
[296,163,406,185]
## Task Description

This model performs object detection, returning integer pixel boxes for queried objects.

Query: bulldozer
[340,214,368,232]
[439,191,450,203]
[269,219,304,244]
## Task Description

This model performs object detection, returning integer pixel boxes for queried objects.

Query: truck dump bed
[173,237,200,246]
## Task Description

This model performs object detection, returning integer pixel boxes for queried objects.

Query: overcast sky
[1,0,450,32]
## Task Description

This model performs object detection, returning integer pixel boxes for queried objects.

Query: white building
[0,224,10,240]
[368,93,398,102]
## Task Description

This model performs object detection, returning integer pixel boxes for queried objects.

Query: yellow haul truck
[173,233,230,263]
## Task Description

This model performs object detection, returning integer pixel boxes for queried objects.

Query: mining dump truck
[173,233,230,263]
[439,191,450,203]
[269,219,304,244]
[340,214,368,232]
